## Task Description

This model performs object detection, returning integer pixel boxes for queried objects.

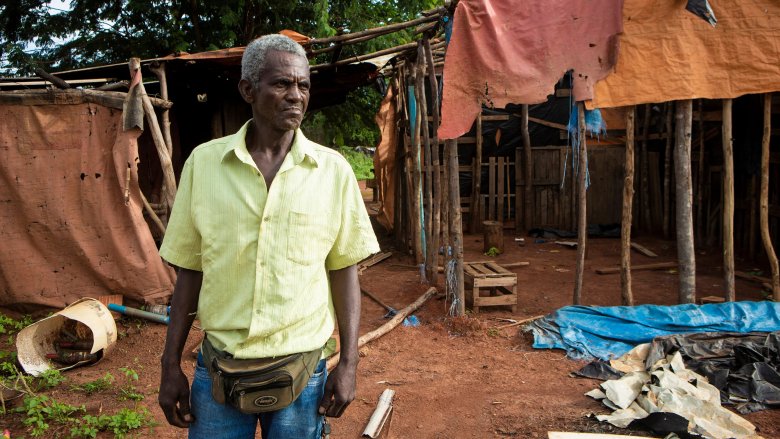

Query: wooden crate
[463,261,517,313]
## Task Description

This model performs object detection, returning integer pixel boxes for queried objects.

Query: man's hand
[158,365,194,427]
[318,360,357,417]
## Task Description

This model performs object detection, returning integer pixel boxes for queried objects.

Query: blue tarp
[528,301,780,360]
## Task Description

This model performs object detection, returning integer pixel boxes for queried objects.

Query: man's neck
[246,120,295,156]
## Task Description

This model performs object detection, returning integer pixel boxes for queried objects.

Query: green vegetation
[485,246,501,257]
[118,367,144,401]
[71,372,114,395]
[337,147,374,180]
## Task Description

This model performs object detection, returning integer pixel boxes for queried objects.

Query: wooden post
[760,93,780,300]
[722,99,735,301]
[482,220,503,254]
[663,102,674,239]
[446,139,466,315]
[640,104,652,231]
[416,43,435,284]
[522,104,533,232]
[424,38,442,286]
[470,113,484,233]
[573,102,588,305]
[410,68,424,265]
[621,106,636,306]
[149,62,173,157]
[675,100,696,303]
[696,99,706,244]
[749,175,758,258]
[128,58,177,209]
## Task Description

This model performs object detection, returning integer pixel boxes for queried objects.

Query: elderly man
[158,34,379,439]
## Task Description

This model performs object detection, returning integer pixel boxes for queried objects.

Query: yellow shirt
[160,121,379,358]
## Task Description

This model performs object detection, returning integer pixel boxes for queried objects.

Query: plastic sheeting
[0,93,175,309]
[529,302,780,360]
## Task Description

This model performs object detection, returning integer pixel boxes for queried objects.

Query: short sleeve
[159,158,203,270]
[325,170,380,271]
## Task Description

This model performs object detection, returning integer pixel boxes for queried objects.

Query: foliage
[0,0,439,151]
[36,369,66,389]
[118,366,143,401]
[485,246,501,257]
[337,146,374,180]
[0,313,32,335]
[71,372,114,394]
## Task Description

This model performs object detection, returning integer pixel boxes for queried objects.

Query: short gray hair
[241,34,308,87]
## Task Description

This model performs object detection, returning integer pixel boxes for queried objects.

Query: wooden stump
[483,220,503,254]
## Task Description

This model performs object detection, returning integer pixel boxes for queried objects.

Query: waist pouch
[201,335,322,414]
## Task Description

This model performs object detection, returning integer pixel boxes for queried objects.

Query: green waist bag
[201,335,321,414]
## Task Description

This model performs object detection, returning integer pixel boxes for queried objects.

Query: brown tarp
[373,87,397,231]
[590,0,780,109]
[439,0,623,139]
[0,92,175,309]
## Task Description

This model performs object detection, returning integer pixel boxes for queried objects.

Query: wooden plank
[488,156,496,221]
[498,157,505,222]
[630,242,657,258]
[596,261,677,275]
[474,295,517,306]
[473,277,517,288]
[485,261,512,275]
[463,263,481,279]
[472,263,496,276]
[481,114,510,121]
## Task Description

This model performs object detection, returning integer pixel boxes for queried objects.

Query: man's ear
[238,78,254,103]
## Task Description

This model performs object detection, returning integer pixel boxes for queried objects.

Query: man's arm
[319,264,361,417]
[159,267,203,428]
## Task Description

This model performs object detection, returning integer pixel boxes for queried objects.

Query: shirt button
[263,216,271,222]
[255,309,261,315]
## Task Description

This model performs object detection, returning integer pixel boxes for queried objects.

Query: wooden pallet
[463,261,517,313]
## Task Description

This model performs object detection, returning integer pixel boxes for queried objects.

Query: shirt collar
[221,120,319,168]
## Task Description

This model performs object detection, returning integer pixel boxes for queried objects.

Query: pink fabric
[439,0,623,139]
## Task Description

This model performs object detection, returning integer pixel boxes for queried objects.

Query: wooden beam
[447,139,466,316]
[630,242,657,258]
[596,261,677,275]
[34,68,71,89]
[522,104,533,232]
[696,99,707,243]
[424,38,442,286]
[470,113,483,233]
[621,107,636,306]
[760,93,780,300]
[306,13,442,46]
[640,104,652,231]
[663,102,674,239]
[722,99,735,301]
[675,100,696,304]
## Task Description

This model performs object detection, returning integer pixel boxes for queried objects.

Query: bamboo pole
[675,100,696,304]
[310,41,441,71]
[640,104,652,231]
[663,102,674,239]
[573,102,588,305]
[307,13,442,46]
[128,58,177,209]
[696,100,706,243]
[760,93,780,300]
[471,113,483,233]
[411,67,424,265]
[416,43,435,284]
[522,104,533,232]
[424,38,441,286]
[621,106,636,306]
[722,99,735,301]
[446,139,466,315]
[327,287,438,370]
[149,61,173,157]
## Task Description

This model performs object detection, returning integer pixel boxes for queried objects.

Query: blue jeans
[189,352,327,439]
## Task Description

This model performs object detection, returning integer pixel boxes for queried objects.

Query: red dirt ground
[3,197,780,438]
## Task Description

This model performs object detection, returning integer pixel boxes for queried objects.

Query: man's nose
[286,85,304,102]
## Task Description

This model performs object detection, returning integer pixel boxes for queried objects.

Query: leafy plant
[36,369,65,389]
[71,372,114,395]
[0,313,32,335]
[485,246,501,257]
[337,147,374,180]
[118,367,143,401]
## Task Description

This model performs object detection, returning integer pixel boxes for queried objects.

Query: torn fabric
[439,0,623,139]
[590,0,780,108]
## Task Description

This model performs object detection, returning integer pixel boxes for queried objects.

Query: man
[158,34,379,439]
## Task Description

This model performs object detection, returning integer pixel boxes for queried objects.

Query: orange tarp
[373,87,397,231]
[590,0,780,108]
[439,0,623,139]
[0,98,175,309]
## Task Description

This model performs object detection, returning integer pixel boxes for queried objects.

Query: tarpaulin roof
[439,0,623,139]
[590,0,780,109]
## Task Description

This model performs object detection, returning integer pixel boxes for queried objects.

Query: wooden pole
[749,175,758,258]
[416,43,435,284]
[410,68,424,265]
[573,102,588,305]
[310,41,441,71]
[675,100,696,304]
[640,104,652,231]
[621,106,636,306]
[663,102,674,239]
[149,62,173,157]
[327,287,438,370]
[522,104,534,232]
[721,99,735,301]
[424,38,441,286]
[307,13,442,46]
[128,58,177,209]
[696,100,706,244]
[470,113,483,233]
[140,191,167,236]
[34,68,71,89]
[446,139,466,315]
[760,93,780,300]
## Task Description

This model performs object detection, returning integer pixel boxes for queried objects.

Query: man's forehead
[262,50,309,75]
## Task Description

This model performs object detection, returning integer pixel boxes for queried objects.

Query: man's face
[243,50,310,132]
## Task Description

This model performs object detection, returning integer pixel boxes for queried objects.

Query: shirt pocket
[287,209,337,266]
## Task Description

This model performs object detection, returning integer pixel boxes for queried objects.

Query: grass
[337,147,374,180]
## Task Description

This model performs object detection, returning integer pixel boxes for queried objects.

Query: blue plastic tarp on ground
[528,301,780,360]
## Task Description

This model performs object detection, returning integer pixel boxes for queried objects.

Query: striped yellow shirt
[160,121,379,358]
